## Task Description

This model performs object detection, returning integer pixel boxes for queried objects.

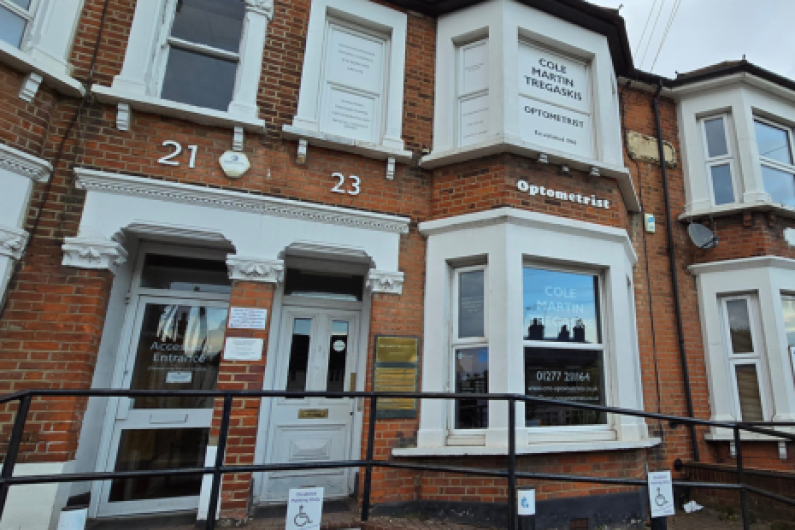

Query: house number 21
[331,172,361,195]
[158,141,198,168]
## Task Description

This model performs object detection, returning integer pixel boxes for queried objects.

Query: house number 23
[331,172,361,195]
[158,141,198,168]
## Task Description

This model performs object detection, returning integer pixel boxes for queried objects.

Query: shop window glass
[140,254,231,294]
[523,267,605,426]
[160,0,246,110]
[458,269,485,338]
[455,347,489,429]
[0,0,34,48]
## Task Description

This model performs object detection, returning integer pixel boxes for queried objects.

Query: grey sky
[587,0,795,80]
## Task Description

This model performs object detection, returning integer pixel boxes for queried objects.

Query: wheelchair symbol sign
[517,489,536,516]
[286,487,324,530]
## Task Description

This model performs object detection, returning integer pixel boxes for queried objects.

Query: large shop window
[0,0,37,48]
[160,0,246,111]
[523,267,606,427]
[755,118,795,207]
[721,295,768,422]
[453,266,489,430]
[701,114,737,206]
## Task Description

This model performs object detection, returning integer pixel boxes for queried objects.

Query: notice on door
[223,337,264,361]
[228,307,268,330]
[286,487,323,530]
[648,471,675,518]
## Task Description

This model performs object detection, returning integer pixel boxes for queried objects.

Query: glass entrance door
[97,297,228,516]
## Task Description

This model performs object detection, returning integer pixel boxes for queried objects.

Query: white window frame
[521,263,614,442]
[754,115,795,205]
[0,0,85,98]
[700,113,739,206]
[719,294,771,422]
[448,265,489,444]
[94,0,272,131]
[282,0,411,162]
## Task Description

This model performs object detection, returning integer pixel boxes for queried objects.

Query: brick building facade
[0,0,793,528]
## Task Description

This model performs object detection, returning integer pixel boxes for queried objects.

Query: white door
[262,306,360,502]
[97,296,228,516]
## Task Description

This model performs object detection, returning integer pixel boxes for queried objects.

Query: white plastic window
[701,114,737,206]
[457,39,489,147]
[0,0,38,49]
[451,266,489,431]
[721,295,768,422]
[755,117,795,207]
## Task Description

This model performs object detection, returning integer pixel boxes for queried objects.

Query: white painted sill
[282,125,413,164]
[392,438,661,457]
[0,40,83,97]
[705,430,795,443]
[92,85,266,133]
[420,135,640,213]
[680,200,795,221]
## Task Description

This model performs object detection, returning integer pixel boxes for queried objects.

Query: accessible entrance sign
[648,471,675,518]
[286,487,324,530]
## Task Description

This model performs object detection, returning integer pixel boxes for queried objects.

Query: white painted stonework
[690,257,795,440]
[416,208,647,451]
[0,461,73,530]
[366,269,405,295]
[424,0,637,210]
[65,168,409,284]
[674,72,795,219]
[283,0,412,163]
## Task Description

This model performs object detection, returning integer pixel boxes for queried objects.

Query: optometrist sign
[518,42,593,158]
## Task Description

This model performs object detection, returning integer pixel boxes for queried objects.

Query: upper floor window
[0,0,36,48]
[701,114,737,206]
[755,118,795,207]
[160,0,246,111]
[458,39,489,148]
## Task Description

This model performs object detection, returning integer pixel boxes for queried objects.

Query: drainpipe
[651,79,700,462]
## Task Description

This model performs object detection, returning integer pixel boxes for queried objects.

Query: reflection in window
[458,270,485,338]
[726,299,754,354]
[285,268,364,301]
[160,0,245,110]
[735,364,764,422]
[755,119,795,206]
[0,0,34,49]
[782,295,795,348]
[704,117,729,158]
[141,254,232,294]
[326,320,349,393]
[755,120,793,165]
[701,115,737,206]
[286,318,312,393]
[524,348,605,426]
[523,268,600,343]
[710,164,735,205]
[455,347,488,429]
[761,165,795,207]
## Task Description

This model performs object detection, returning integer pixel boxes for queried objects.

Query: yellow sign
[375,337,419,364]
[298,409,329,419]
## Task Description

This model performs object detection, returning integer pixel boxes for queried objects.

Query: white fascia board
[671,72,795,104]
[0,39,84,97]
[73,167,411,234]
[419,136,640,212]
[392,438,661,457]
[689,255,795,276]
[91,85,267,133]
[282,125,413,163]
[419,207,637,264]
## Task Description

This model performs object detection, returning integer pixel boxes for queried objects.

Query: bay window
[755,118,795,207]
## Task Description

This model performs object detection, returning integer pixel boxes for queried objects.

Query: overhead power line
[650,0,684,72]
[634,0,660,58]
[638,0,668,70]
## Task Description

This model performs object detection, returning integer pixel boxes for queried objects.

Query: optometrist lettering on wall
[517,179,610,209]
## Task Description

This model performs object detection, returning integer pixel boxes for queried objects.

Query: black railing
[0,389,794,530]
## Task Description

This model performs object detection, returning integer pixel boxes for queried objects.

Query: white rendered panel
[519,96,592,158]
[462,40,488,94]
[325,25,384,95]
[323,86,377,142]
[460,94,489,147]
[518,42,590,114]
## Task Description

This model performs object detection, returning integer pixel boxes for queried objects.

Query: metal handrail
[1,389,793,530]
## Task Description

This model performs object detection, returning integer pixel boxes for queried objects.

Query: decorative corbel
[366,269,404,295]
[233,126,244,151]
[117,103,131,131]
[62,236,128,275]
[19,72,43,102]
[296,139,308,165]
[386,157,395,180]
[0,225,29,260]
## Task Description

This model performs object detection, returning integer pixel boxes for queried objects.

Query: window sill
[0,40,84,98]
[392,438,661,457]
[282,125,413,164]
[705,430,795,443]
[420,136,640,213]
[91,85,266,133]
[680,199,795,221]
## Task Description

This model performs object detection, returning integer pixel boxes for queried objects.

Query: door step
[86,511,197,529]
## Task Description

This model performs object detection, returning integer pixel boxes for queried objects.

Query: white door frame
[89,243,231,518]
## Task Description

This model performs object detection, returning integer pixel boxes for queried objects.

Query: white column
[110,0,169,96]
[762,269,795,424]
[735,92,771,204]
[26,0,85,75]
[227,1,273,119]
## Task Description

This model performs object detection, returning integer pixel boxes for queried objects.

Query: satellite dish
[688,223,719,249]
